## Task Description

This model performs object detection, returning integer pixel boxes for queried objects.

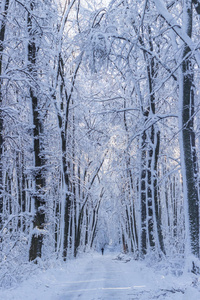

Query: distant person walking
[101,248,104,255]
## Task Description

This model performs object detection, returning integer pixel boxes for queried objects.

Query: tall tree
[0,0,10,228]
[153,0,200,258]
[179,0,199,258]
[27,1,47,262]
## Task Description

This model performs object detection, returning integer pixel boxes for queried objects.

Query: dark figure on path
[101,248,104,255]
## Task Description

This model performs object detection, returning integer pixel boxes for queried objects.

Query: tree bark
[0,0,9,229]
[28,2,46,262]
[179,0,199,258]
[182,18,199,259]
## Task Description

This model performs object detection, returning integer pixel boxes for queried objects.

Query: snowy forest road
[50,253,195,300]
[58,253,139,300]
[1,252,200,300]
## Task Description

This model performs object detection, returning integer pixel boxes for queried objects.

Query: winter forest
[1,0,200,294]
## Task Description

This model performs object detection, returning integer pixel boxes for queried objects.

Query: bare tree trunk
[28,2,46,262]
[139,26,165,256]
[0,0,9,229]
[180,0,199,258]
[140,129,147,256]
[56,58,71,260]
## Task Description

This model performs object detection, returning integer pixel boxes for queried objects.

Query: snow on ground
[1,252,200,300]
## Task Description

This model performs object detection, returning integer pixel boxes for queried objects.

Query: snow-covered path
[57,253,144,300]
[1,252,200,300]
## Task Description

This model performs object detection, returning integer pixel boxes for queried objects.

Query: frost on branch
[31,226,46,238]
[85,29,109,73]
